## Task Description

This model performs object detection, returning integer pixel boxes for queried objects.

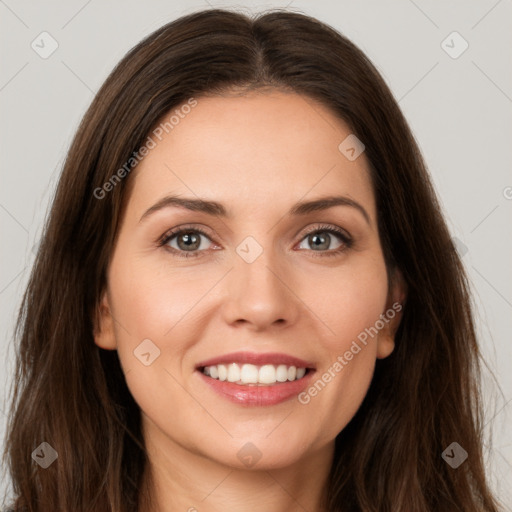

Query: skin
[94,90,406,512]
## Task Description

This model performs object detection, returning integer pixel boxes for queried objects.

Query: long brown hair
[2,8,503,511]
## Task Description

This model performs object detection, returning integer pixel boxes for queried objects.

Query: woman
[1,8,503,512]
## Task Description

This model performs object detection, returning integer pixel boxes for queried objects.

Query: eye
[159,226,215,258]
[158,223,352,259]
[296,224,352,257]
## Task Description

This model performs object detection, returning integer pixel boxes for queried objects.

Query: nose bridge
[222,236,299,329]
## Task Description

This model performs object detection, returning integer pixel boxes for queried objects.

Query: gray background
[1,0,511,507]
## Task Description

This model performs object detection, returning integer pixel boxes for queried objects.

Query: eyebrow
[139,194,371,225]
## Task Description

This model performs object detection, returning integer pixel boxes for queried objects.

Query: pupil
[179,232,200,250]
[310,233,329,250]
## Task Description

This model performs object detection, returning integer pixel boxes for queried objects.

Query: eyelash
[157,223,353,259]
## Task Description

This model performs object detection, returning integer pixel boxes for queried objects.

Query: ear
[93,290,117,350]
[376,268,407,359]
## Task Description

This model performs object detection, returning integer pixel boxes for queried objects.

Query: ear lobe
[93,291,117,350]
[376,269,407,359]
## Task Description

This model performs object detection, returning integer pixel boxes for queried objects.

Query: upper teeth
[203,363,307,385]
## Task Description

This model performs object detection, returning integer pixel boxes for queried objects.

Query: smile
[202,363,308,385]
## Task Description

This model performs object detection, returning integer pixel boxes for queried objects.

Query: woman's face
[95,90,403,470]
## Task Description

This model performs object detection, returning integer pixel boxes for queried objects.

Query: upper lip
[196,351,316,369]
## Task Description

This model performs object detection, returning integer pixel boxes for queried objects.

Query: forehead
[128,91,375,221]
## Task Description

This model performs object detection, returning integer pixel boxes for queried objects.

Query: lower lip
[197,370,315,406]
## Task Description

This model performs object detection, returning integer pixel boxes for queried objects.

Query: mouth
[194,351,316,406]
[199,363,311,385]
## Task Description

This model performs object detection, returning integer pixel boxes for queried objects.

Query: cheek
[107,259,213,438]
[106,248,224,382]
[292,257,388,438]
[109,247,218,337]
[298,256,389,352]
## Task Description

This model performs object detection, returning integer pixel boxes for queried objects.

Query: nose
[221,248,301,331]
